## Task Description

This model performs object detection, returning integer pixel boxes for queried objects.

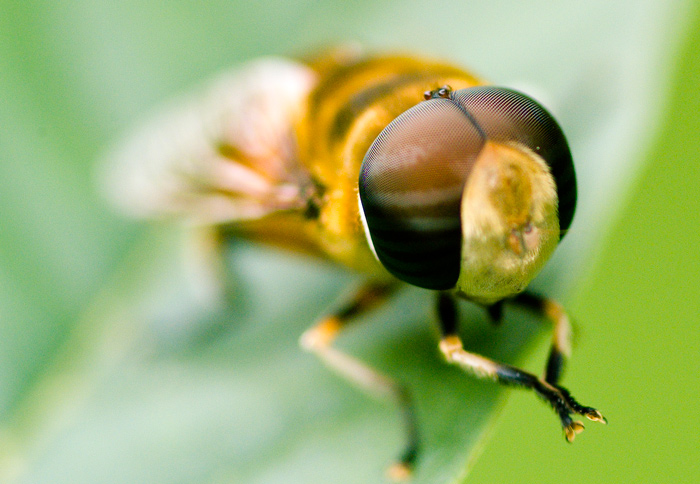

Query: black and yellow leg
[437,292,605,442]
[299,281,417,481]
[512,292,572,385]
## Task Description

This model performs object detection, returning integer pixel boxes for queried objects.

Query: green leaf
[0,1,691,483]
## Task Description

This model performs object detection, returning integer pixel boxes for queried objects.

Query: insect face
[457,140,559,304]
[359,86,573,303]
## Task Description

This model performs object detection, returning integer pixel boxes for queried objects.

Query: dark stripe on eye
[360,98,485,289]
[366,224,462,288]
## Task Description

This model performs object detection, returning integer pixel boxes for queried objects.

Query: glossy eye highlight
[359,98,485,290]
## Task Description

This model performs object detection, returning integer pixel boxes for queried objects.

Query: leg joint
[299,316,341,351]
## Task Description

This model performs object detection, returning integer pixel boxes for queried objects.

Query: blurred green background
[1,0,698,483]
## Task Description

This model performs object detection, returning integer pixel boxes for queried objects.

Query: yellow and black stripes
[295,55,481,275]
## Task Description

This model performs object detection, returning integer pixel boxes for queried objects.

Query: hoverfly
[102,49,605,480]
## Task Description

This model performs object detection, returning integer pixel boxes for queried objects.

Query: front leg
[436,292,606,441]
[512,292,572,385]
[300,280,418,480]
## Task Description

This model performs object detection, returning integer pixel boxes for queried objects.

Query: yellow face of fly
[456,141,560,305]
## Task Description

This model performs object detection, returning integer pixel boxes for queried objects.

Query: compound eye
[359,98,483,290]
[451,87,576,234]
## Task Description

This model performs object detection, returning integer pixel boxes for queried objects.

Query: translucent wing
[99,58,318,225]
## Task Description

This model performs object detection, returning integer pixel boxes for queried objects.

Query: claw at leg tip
[587,410,607,424]
[565,421,585,442]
